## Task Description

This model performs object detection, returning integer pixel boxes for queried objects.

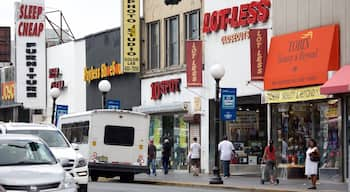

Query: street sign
[220,88,237,121]
[107,99,120,109]
[55,105,68,126]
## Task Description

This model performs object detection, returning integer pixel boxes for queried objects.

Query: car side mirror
[71,143,79,151]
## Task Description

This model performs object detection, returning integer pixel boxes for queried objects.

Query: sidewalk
[131,170,347,192]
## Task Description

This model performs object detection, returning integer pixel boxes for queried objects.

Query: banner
[250,29,267,80]
[186,40,202,87]
[15,0,46,109]
[0,27,11,62]
[55,105,68,126]
[107,99,120,109]
[263,86,327,103]
[122,0,140,73]
[220,88,237,121]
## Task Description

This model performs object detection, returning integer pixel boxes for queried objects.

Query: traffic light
[165,0,181,5]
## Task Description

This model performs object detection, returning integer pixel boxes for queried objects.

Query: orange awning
[264,24,340,90]
[320,65,350,95]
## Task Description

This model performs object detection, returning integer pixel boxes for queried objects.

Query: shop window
[165,16,179,66]
[272,101,341,171]
[226,107,266,165]
[185,10,200,40]
[61,121,89,144]
[104,125,134,146]
[147,21,160,70]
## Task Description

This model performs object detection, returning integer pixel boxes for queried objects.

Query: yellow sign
[264,86,327,103]
[84,61,123,83]
[1,81,15,101]
[193,97,201,112]
[122,0,140,73]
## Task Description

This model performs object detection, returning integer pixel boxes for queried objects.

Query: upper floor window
[166,16,179,66]
[148,21,160,70]
[185,10,200,40]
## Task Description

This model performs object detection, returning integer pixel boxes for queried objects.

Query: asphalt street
[88,182,241,192]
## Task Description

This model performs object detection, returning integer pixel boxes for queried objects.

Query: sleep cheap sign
[220,88,237,121]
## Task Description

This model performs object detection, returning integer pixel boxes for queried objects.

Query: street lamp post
[50,87,61,124]
[98,80,111,109]
[209,64,225,185]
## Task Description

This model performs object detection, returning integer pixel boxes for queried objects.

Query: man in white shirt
[190,137,201,176]
[218,136,234,177]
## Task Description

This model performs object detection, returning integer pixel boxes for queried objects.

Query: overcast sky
[0,0,143,39]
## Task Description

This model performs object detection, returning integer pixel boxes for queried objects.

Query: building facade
[135,0,203,171]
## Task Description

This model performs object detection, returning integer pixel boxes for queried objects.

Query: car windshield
[7,130,70,148]
[0,140,57,166]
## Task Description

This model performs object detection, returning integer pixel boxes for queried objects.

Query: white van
[57,109,150,182]
[0,123,88,192]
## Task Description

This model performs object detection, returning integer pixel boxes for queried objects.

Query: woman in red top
[263,140,277,184]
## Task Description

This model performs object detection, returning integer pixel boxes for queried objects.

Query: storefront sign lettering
[151,78,181,100]
[263,86,327,103]
[203,0,271,33]
[1,81,15,101]
[17,4,44,36]
[84,61,123,83]
[221,30,250,44]
[26,42,37,97]
[250,28,267,80]
[49,68,60,78]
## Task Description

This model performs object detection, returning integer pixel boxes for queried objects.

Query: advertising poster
[220,88,237,121]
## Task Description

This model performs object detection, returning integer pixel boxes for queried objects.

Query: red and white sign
[186,41,202,87]
[15,0,46,109]
[250,28,267,80]
[203,0,271,33]
[151,79,181,100]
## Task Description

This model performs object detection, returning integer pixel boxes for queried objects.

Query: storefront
[264,24,343,180]
[203,0,272,173]
[134,73,202,170]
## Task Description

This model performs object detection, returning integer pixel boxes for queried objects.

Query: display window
[226,105,267,165]
[272,100,341,170]
[149,114,189,170]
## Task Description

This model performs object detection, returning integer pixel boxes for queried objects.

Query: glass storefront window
[272,100,341,170]
[149,114,189,170]
[226,105,266,165]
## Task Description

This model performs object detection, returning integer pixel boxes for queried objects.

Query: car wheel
[91,175,98,182]
[120,175,134,182]
[78,184,88,192]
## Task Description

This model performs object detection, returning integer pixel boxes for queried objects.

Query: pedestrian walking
[147,139,157,176]
[162,138,171,175]
[262,140,278,184]
[190,137,201,176]
[218,136,234,177]
[305,138,320,190]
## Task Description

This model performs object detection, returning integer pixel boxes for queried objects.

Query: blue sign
[107,100,120,109]
[55,105,68,126]
[220,88,237,121]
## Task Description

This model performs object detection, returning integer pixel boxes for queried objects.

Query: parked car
[0,134,77,192]
[0,123,88,192]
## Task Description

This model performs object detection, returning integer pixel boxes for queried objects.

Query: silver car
[0,134,77,192]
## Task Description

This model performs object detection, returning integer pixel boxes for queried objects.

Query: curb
[136,180,304,192]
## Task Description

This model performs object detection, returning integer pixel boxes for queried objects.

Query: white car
[0,134,77,192]
[0,123,88,192]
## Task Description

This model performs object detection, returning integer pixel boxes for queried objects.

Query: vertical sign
[250,29,267,80]
[122,0,140,72]
[15,0,46,109]
[0,27,11,62]
[220,88,237,121]
[186,40,202,87]
[55,104,68,126]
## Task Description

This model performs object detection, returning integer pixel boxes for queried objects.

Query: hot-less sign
[250,28,267,80]
[186,41,202,87]
[203,0,271,33]
[151,78,181,100]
